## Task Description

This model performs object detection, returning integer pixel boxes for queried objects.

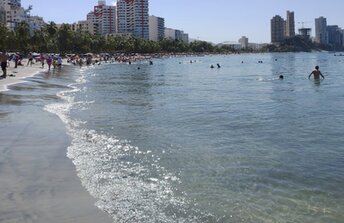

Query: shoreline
[0,61,113,223]
[0,60,46,92]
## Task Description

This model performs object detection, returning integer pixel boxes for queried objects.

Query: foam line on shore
[0,60,64,92]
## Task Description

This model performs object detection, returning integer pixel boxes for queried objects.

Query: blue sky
[22,0,344,44]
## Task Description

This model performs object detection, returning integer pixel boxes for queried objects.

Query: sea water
[46,53,344,223]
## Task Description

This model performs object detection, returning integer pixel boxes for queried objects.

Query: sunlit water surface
[45,53,344,223]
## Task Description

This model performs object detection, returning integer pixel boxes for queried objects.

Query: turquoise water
[47,53,344,222]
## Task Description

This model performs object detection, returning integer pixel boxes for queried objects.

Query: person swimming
[308,66,325,80]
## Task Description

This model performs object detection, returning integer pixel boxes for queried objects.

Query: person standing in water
[309,66,325,80]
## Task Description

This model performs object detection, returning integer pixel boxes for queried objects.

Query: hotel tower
[117,0,149,39]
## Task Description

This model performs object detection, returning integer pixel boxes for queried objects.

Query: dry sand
[0,59,113,223]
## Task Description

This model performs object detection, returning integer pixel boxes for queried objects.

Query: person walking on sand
[27,52,33,66]
[57,56,62,68]
[309,66,325,80]
[47,55,52,71]
[0,52,8,78]
[40,53,45,68]
[13,53,18,68]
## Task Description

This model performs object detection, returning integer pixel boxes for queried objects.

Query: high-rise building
[182,32,189,43]
[239,36,249,48]
[327,25,342,48]
[117,0,149,39]
[0,0,21,8]
[285,11,295,37]
[271,15,285,44]
[87,0,116,35]
[175,29,183,41]
[165,28,175,40]
[27,16,45,34]
[0,0,28,30]
[149,15,164,41]
[315,16,327,44]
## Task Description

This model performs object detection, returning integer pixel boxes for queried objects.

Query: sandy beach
[0,60,113,223]
[0,61,45,92]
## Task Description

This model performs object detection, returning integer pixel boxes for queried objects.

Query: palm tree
[44,22,58,52]
[14,22,31,52]
[0,23,9,50]
[57,24,73,53]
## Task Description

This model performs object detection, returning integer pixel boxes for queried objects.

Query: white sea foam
[44,72,212,222]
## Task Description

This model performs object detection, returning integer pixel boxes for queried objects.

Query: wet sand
[0,61,44,92]
[0,60,113,223]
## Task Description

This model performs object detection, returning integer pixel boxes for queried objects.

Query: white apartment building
[0,0,28,30]
[164,28,176,40]
[71,20,98,35]
[0,0,45,33]
[87,0,116,35]
[165,28,189,43]
[117,0,149,39]
[219,41,242,50]
[149,15,164,41]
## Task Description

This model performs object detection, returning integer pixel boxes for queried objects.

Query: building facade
[165,28,176,40]
[0,0,45,33]
[117,0,149,39]
[0,0,28,30]
[71,20,98,35]
[327,25,343,48]
[271,15,285,44]
[181,32,189,43]
[87,0,116,35]
[315,16,327,44]
[149,15,164,41]
[239,36,249,48]
[5,0,21,7]
[27,16,45,33]
[165,27,189,43]
[0,7,6,24]
[285,10,295,37]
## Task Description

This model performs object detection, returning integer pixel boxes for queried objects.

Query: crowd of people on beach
[0,51,66,79]
[37,53,63,71]
[0,51,155,79]
[66,53,154,67]
[0,51,326,82]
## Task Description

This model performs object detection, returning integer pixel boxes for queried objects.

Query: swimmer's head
[315,66,319,70]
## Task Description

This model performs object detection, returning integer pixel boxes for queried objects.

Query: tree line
[2,21,339,55]
[0,21,249,55]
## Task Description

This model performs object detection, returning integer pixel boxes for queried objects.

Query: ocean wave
[44,72,216,223]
